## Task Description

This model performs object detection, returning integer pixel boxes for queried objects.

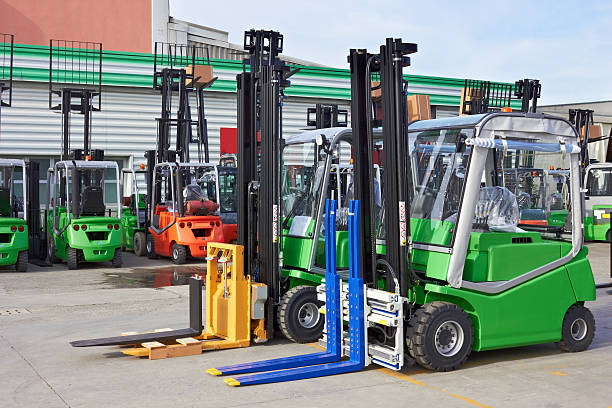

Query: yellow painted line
[306,342,325,350]
[549,371,568,376]
[376,368,493,408]
[376,368,427,386]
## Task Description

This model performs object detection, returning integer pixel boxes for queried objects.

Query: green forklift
[45,40,123,269]
[276,46,596,364]
[206,40,597,387]
[119,165,148,256]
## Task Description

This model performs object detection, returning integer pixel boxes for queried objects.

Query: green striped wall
[3,42,519,107]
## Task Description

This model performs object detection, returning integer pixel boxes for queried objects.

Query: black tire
[146,234,158,259]
[15,251,28,272]
[556,304,595,352]
[67,246,79,270]
[133,232,146,257]
[171,244,187,265]
[407,301,474,372]
[47,234,59,264]
[111,249,122,268]
[278,285,324,343]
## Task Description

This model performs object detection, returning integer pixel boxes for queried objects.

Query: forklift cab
[120,168,147,225]
[0,159,25,219]
[148,162,225,261]
[281,127,383,275]
[583,163,612,241]
[402,113,586,290]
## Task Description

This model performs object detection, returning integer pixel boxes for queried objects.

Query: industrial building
[0,0,479,207]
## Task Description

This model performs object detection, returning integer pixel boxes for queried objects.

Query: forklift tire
[47,235,59,264]
[112,249,122,268]
[278,285,324,343]
[133,232,146,257]
[171,244,187,265]
[146,235,158,259]
[408,301,473,372]
[15,251,28,272]
[67,246,79,270]
[556,304,595,352]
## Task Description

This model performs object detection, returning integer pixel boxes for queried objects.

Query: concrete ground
[1,245,611,408]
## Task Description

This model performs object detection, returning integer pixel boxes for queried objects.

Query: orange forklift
[145,43,232,264]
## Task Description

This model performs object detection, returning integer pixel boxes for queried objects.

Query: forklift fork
[209,200,367,386]
[207,199,343,377]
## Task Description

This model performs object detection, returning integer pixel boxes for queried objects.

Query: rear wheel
[15,251,28,272]
[133,232,146,257]
[111,249,122,268]
[278,285,323,343]
[171,244,187,265]
[408,301,473,372]
[146,235,158,259]
[67,246,79,270]
[556,304,595,352]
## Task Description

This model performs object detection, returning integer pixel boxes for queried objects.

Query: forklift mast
[49,40,103,162]
[146,42,214,219]
[347,39,417,295]
[461,78,541,115]
[236,29,296,338]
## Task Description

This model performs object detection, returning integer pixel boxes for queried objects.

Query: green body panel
[548,210,568,227]
[282,236,316,271]
[583,216,608,241]
[423,261,577,350]
[281,268,325,288]
[565,250,596,301]
[411,218,453,246]
[120,211,146,250]
[315,231,349,269]
[0,218,28,266]
[47,209,122,263]
[462,232,571,282]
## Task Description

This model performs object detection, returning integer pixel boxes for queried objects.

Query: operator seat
[81,186,106,216]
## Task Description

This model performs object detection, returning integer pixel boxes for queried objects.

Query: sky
[170,0,612,105]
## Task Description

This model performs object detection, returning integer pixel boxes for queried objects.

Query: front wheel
[133,232,146,257]
[407,301,474,372]
[556,304,595,352]
[171,244,187,265]
[146,235,158,259]
[278,285,323,343]
[15,251,28,272]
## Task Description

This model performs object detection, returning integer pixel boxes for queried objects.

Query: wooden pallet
[119,328,202,360]
[118,328,248,360]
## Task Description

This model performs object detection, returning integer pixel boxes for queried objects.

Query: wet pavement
[103,265,206,288]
